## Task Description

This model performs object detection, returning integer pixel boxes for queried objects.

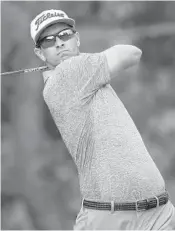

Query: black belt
[83,191,169,212]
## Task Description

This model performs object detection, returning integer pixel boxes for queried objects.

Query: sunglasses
[36,28,76,49]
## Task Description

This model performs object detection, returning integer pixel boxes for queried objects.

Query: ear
[34,47,46,62]
[75,32,80,47]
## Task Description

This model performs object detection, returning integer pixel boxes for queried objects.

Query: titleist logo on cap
[35,11,65,31]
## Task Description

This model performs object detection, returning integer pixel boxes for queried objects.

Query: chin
[53,52,79,67]
[61,53,78,62]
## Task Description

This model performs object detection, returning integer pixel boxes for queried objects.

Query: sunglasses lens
[59,29,75,41]
[38,29,76,48]
[40,36,56,48]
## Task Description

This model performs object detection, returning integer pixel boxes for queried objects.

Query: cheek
[43,49,57,60]
[66,38,78,51]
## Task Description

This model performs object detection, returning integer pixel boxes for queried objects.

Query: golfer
[30,9,175,230]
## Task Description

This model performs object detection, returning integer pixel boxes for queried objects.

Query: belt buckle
[136,199,148,212]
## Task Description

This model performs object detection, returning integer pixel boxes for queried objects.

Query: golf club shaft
[1,66,48,76]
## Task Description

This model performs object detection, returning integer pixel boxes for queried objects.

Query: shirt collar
[42,53,82,84]
[42,69,54,84]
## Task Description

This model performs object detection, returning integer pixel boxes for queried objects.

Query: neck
[45,62,56,70]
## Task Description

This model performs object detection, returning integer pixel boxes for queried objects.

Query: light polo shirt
[43,52,165,202]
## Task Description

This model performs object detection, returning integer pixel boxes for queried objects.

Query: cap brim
[35,18,75,44]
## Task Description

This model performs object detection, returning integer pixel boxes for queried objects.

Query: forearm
[103,44,142,79]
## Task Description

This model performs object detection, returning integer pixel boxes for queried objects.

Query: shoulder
[55,53,104,69]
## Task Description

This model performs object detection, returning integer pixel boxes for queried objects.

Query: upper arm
[53,53,110,101]
[103,45,142,79]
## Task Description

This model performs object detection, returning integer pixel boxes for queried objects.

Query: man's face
[35,22,80,68]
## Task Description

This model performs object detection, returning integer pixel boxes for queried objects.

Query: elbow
[134,47,142,61]
[124,46,142,69]
[133,48,142,66]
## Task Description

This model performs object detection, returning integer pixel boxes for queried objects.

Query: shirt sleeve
[55,52,111,102]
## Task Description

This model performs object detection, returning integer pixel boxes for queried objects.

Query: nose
[55,36,64,48]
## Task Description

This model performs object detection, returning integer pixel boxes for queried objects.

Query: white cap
[30,9,75,44]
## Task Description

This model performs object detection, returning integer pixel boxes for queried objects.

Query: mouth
[57,50,69,56]
[58,51,74,63]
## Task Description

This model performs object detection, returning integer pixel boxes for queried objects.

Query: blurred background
[1,1,175,230]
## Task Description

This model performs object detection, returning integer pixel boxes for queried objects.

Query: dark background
[1,1,175,229]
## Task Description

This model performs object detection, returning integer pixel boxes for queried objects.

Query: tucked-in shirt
[43,53,165,202]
